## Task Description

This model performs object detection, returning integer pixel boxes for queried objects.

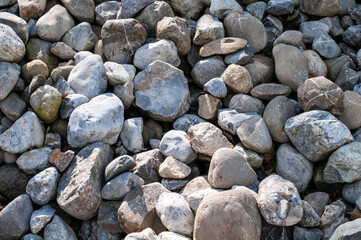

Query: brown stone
[198,94,222,120]
[199,37,247,57]
[221,64,253,94]
[48,148,75,172]
[250,83,291,101]
[299,0,340,17]
[297,76,344,116]
[50,65,74,82]
[21,59,49,82]
[303,50,327,78]
[351,207,361,220]
[338,91,361,130]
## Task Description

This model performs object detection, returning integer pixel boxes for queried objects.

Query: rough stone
[191,56,226,87]
[158,232,191,240]
[95,1,120,26]
[343,25,361,48]
[300,21,330,44]
[304,192,330,217]
[132,149,164,184]
[266,0,294,15]
[0,93,26,122]
[193,14,224,45]
[217,109,254,135]
[30,204,55,234]
[329,219,361,240]
[104,62,136,86]
[97,200,123,233]
[198,94,222,120]
[18,0,46,21]
[335,65,359,92]
[125,228,157,240]
[321,200,347,240]
[173,114,205,133]
[116,0,154,19]
[113,82,134,109]
[273,30,303,47]
[224,45,255,65]
[0,24,25,63]
[105,155,136,181]
[0,62,19,102]
[0,164,30,201]
[244,54,275,86]
[62,22,98,52]
[25,38,58,72]
[299,200,321,228]
[293,227,323,240]
[43,215,77,240]
[170,0,203,19]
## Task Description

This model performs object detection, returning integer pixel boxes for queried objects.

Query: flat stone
[97,200,123,233]
[299,0,340,17]
[162,178,189,192]
[229,93,264,115]
[67,93,124,148]
[105,155,136,181]
[170,0,203,19]
[203,78,227,98]
[104,62,136,86]
[62,22,98,52]
[300,21,330,44]
[95,1,120,25]
[199,37,247,57]
[60,0,94,22]
[198,94,222,120]
[251,83,291,101]
[258,175,303,226]
[193,14,224,45]
[221,64,253,94]
[134,60,190,122]
[116,0,154,19]
[285,110,353,162]
[339,91,361,129]
[304,192,330,217]
[0,12,29,44]
[0,62,20,101]
[312,33,341,59]
[60,94,89,119]
[30,204,55,234]
[0,93,26,122]
[43,215,77,240]
[0,24,25,62]
[191,56,226,87]
[159,156,191,179]
[321,200,347,240]
[303,50,328,78]
[0,164,30,201]
[57,142,112,220]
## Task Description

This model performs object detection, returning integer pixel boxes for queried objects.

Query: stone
[297,76,344,116]
[221,64,253,94]
[0,24,25,63]
[101,19,147,64]
[60,94,89,119]
[304,192,330,217]
[293,227,323,240]
[266,0,294,15]
[343,25,361,48]
[156,192,194,236]
[97,200,123,233]
[60,0,94,22]
[57,142,112,220]
[170,0,203,19]
[18,0,46,21]
[224,45,255,65]
[246,1,267,20]
[21,234,43,240]
[224,12,267,53]
[237,115,272,154]
[118,182,169,234]
[303,50,328,78]
[159,156,191,179]
[204,78,227,98]
[0,164,30,201]
[300,21,330,44]
[229,93,264,115]
[199,37,247,57]
[193,14,224,45]
[320,16,344,38]
[273,43,309,91]
[162,178,189,192]
[198,94,222,120]
[133,149,163,184]
[134,39,180,70]
[21,60,48,82]
[113,82,134,109]
[260,221,293,240]
[120,117,144,152]
[312,33,341,59]
[30,204,55,234]
[101,172,144,200]
[324,56,349,81]
[300,201,321,228]
[0,194,33,240]
[208,148,257,189]
[251,83,291,101]
[134,60,190,122]
[210,0,243,19]
[16,147,51,175]
[0,92,26,121]
[36,5,75,42]
[173,114,205,132]
[186,188,221,211]
[158,232,191,240]
[136,1,174,37]
[105,155,136,181]
[191,56,226,87]
[41,133,61,149]
[244,54,275,86]
[62,22,98,52]
[273,30,303,47]
[95,1,120,26]
[339,91,361,129]
[330,219,361,240]
[343,180,361,206]
[0,62,19,101]
[159,130,196,163]
[125,228,157,240]
[194,187,262,240]
[51,66,74,82]
[217,109,254,135]
[74,51,93,64]
[116,0,154,19]
[26,167,60,205]
[335,65,359,92]
[234,144,263,169]
[321,200,347,240]
[188,122,233,156]
[258,175,303,226]
[180,176,210,199]
[156,17,191,56]
[0,12,28,44]
[351,207,361,220]
[43,215,77,240]
[299,0,339,17]
[25,38,58,72]
[67,93,124,148]
[104,62,136,86]
[285,110,353,162]
[68,55,107,98]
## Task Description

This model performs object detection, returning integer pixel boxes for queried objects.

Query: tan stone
[250,83,291,101]
[338,91,361,130]
[21,59,49,82]
[299,0,340,17]
[351,207,361,220]
[198,94,222,120]
[50,65,74,82]
[221,64,253,93]
[303,50,327,78]
[199,37,247,57]
[158,156,191,179]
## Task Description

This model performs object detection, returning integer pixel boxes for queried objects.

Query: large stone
[30,204,55,234]
[188,122,233,156]
[95,1,121,26]
[194,187,262,240]
[60,0,95,22]
[118,182,170,234]
[200,37,247,57]
[57,142,112,220]
[116,0,154,19]
[221,64,253,94]
[0,194,33,240]
[25,38,58,72]
[210,0,243,19]
[229,94,264,115]
[67,55,107,99]
[0,164,30,201]
[43,215,77,240]
[193,14,224,45]
[224,12,267,53]
[285,110,353,162]
[273,43,309,91]
[339,91,361,129]
[312,33,341,59]
[0,111,44,154]
[62,22,98,52]
[170,0,203,19]
[191,56,226,87]
[158,156,191,179]
[67,93,124,148]
[258,175,303,226]
[134,60,190,122]
[299,0,340,17]
[18,0,46,21]
[324,142,361,183]
[0,62,20,101]
[321,200,347,240]
[0,24,25,63]
[208,148,257,189]
[0,12,29,44]
[36,5,74,42]
[101,19,147,64]
[330,219,361,240]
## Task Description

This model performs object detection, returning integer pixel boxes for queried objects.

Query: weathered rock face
[330,219,361,240]
[43,215,77,240]
[101,19,147,64]
[0,23,25,63]
[60,0,95,22]
[285,110,353,162]
[57,142,112,220]
[194,187,262,240]
[0,12,29,44]
[0,62,20,101]
[134,60,190,122]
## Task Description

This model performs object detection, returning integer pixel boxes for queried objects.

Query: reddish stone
[48,148,74,172]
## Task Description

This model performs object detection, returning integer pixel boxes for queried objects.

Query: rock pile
[0,0,361,239]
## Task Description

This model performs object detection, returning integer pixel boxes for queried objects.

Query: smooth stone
[217,109,254,135]
[159,156,191,179]
[180,176,210,199]
[116,0,154,19]
[320,200,347,240]
[21,59,48,82]
[60,0,94,22]
[18,0,46,21]
[273,30,304,47]
[21,234,43,240]
[95,1,120,26]
[258,175,303,226]
[57,142,112,220]
[62,22,97,52]
[276,143,313,192]
[101,172,144,200]
[0,12,29,44]
[191,56,226,87]
[224,45,255,65]
[120,117,144,152]
[244,54,275,86]
[26,167,60,205]
[134,60,190,122]
[173,114,205,132]
[134,39,180,70]
[0,194,33,240]
[170,0,203,19]
[43,215,77,240]
[330,219,361,240]
[158,232,191,240]
[299,0,340,17]
[188,122,233,156]
[251,83,291,101]
[60,94,89,119]
[25,38,58,72]
[299,201,321,228]
[105,155,136,182]
[0,62,20,101]
[132,149,164,184]
[198,94,222,120]
[67,93,124,148]
[343,25,361,48]
[97,200,123,233]
[312,33,341,59]
[0,164,30,201]
[210,0,243,19]
[285,110,353,162]
[273,43,309,91]
[104,62,136,86]
[339,91,361,129]
[193,14,224,45]
[300,21,330,44]
[208,148,257,189]
[229,93,264,114]
[294,227,323,240]
[246,1,267,20]
[304,192,330,217]
[303,50,328,78]
[221,64,253,94]
[199,37,247,57]
[0,24,25,63]
[204,78,227,98]
[125,228,157,240]
[35,5,74,42]
[30,205,55,234]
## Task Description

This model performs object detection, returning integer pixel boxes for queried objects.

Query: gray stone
[120,117,144,152]
[134,60,190,122]
[217,109,254,135]
[95,1,120,26]
[0,194,33,240]
[299,0,340,17]
[273,30,304,48]
[16,147,52,175]
[68,55,107,99]
[0,92,26,121]
[133,149,163,184]
[342,180,361,205]
[116,0,154,19]
[25,38,58,72]
[293,227,323,240]
[74,51,93,64]
[162,178,189,192]
[35,5,74,42]
[105,155,136,182]
[62,22,98,52]
[209,0,243,19]
[224,45,255,65]
[285,110,353,162]
[0,12,29,44]
[186,188,221,212]
[80,219,121,240]
[0,24,25,63]
[0,164,30,201]
[229,93,264,115]
[104,62,136,86]
[191,56,226,87]
[60,0,94,22]
[159,156,191,179]
[125,228,157,240]
[250,83,291,101]
[300,21,330,44]
[303,50,328,78]
[319,16,344,38]
[102,172,144,200]
[30,205,55,234]
[52,75,74,93]
[193,14,224,45]
[312,33,341,59]
[21,234,43,240]
[330,219,361,240]
[244,54,275,86]
[335,65,359,92]
[0,62,20,102]
[57,142,112,220]
[0,0,16,9]
[343,25,361,48]
[113,82,134,109]
[173,114,205,132]
[266,0,294,15]
[246,1,267,20]
[60,94,89,119]
[204,78,227,98]
[300,201,321,228]
[170,0,203,19]
[97,200,123,233]
[43,215,77,240]
[321,200,347,240]
[234,144,263,169]
[304,192,330,217]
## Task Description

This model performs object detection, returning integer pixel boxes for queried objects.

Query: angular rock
[0,24,25,63]
[95,1,120,25]
[18,0,46,21]
[304,192,330,217]
[120,117,144,152]
[330,218,361,240]
[191,56,226,87]
[133,149,163,184]
[198,94,222,120]
[97,200,123,233]
[193,14,224,45]
[218,109,254,135]
[339,91,361,129]
[266,0,294,15]
[60,94,89,119]
[203,78,227,98]
[299,200,321,228]
[0,62,20,101]
[161,178,189,192]
[173,114,205,133]
[104,62,136,86]
[60,0,94,22]
[300,21,330,44]
[234,144,263,169]
[30,204,55,234]
[105,155,136,181]
[43,215,77,240]
[199,37,247,57]
[116,0,154,19]
[159,156,191,179]
[312,33,341,59]
[335,65,359,92]
[224,45,255,65]
[25,38,58,72]
[294,227,323,240]
[250,83,291,101]
[343,25,361,48]
[321,200,347,240]
[62,22,98,52]
[303,50,328,78]
[221,64,253,94]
